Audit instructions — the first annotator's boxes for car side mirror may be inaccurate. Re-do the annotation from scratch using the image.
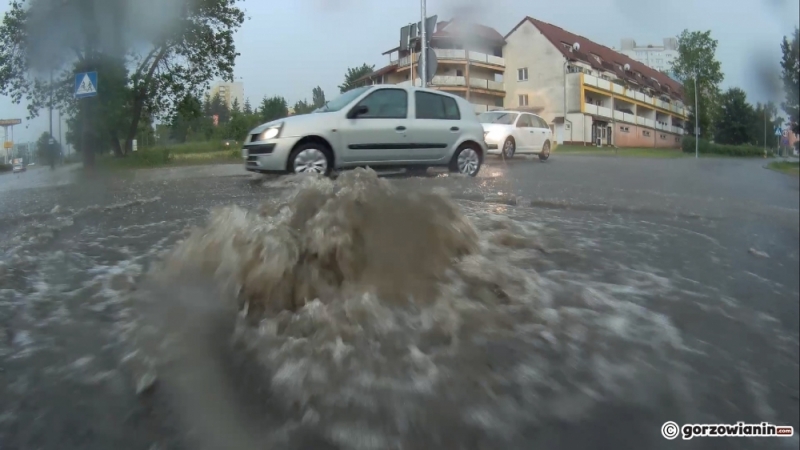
[348,104,369,119]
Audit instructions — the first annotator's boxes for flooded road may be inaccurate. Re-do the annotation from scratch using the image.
[0,156,798,449]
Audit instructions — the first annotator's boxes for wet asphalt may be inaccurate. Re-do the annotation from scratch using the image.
[0,154,798,449]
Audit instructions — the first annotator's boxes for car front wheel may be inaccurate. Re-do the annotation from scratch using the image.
[450,143,482,177]
[288,143,333,176]
[539,141,551,161]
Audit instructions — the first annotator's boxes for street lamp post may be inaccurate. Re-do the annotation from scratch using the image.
[694,75,698,159]
[420,0,427,88]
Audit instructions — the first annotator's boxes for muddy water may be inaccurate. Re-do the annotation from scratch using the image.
[0,169,797,450]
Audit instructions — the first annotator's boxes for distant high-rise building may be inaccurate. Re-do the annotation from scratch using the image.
[618,38,678,74]
[208,81,244,110]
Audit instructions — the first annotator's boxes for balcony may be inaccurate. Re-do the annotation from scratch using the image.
[426,75,504,92]
[581,73,687,118]
[394,49,504,68]
[584,103,613,119]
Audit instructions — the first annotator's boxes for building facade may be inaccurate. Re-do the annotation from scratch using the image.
[355,16,688,148]
[618,38,678,74]
[208,81,244,111]
[504,18,687,148]
[356,20,506,114]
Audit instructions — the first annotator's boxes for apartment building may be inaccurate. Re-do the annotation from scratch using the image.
[355,19,506,114]
[504,17,688,148]
[208,81,244,111]
[618,38,678,74]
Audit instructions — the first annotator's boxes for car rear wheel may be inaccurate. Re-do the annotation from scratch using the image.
[450,143,482,177]
[288,143,333,176]
[502,137,516,159]
[539,141,551,161]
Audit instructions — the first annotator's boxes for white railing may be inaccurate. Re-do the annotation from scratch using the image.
[614,110,624,120]
[643,94,653,105]
[469,78,487,89]
[434,49,466,60]
[597,106,612,118]
[429,49,504,67]
[657,99,670,110]
[431,75,465,86]
[623,112,636,123]
[584,103,598,115]
[635,92,645,102]
[487,80,504,91]
[612,84,625,94]
[672,126,683,134]
[583,74,599,87]
[637,116,646,126]
[597,78,611,91]
[644,118,655,128]
[487,55,505,66]
[625,90,636,100]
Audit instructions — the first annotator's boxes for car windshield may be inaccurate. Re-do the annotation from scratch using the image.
[478,112,518,125]
[314,86,371,113]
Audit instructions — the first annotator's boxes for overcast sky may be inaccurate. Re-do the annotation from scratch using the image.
[1,0,798,143]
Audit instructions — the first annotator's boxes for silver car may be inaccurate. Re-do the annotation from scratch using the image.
[243,85,487,177]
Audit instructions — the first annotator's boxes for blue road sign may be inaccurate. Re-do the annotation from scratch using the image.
[774,126,782,137]
[74,72,98,99]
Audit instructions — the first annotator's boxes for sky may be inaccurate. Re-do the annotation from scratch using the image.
[1,0,798,144]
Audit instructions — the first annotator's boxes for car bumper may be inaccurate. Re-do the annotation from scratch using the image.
[484,137,502,154]
[242,137,298,172]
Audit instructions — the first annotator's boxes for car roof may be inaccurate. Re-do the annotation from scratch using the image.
[368,84,463,100]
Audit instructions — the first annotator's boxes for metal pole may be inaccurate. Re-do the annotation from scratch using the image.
[420,0,427,88]
[49,71,53,138]
[694,75,698,159]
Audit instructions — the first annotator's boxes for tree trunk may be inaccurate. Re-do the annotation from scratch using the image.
[111,131,125,157]
[125,92,146,154]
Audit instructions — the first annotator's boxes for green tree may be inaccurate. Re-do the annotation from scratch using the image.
[0,0,245,165]
[259,96,288,123]
[231,97,241,114]
[670,30,724,138]
[292,99,315,115]
[243,98,253,115]
[715,87,754,146]
[35,131,60,166]
[339,64,374,93]
[312,86,326,109]
[170,93,205,142]
[750,102,783,147]
[780,27,799,135]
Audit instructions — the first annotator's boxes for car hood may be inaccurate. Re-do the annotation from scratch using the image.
[482,123,512,134]
[249,112,327,135]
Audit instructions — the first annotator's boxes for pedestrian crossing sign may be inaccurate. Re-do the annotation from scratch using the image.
[74,72,98,99]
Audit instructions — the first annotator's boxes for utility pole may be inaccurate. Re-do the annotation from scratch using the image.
[49,71,53,139]
[694,75,698,159]
[420,0,427,88]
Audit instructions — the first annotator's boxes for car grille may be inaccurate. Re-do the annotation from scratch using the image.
[244,143,276,155]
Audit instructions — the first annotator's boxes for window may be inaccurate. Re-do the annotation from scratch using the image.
[660,134,667,139]
[456,69,464,77]
[319,86,371,112]
[415,91,460,120]
[353,88,407,118]
[643,130,651,137]
[516,114,532,128]
[531,115,548,128]
[518,94,529,106]
[517,68,528,81]
[494,97,504,107]
[620,126,630,133]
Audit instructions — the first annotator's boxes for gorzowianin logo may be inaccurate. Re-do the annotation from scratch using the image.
[662,421,795,440]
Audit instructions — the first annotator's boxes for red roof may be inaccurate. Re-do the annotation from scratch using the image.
[433,19,505,44]
[383,19,504,55]
[355,63,398,83]
[507,17,683,99]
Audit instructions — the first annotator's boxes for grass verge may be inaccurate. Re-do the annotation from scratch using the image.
[766,161,800,176]
[95,147,241,170]
[554,145,687,158]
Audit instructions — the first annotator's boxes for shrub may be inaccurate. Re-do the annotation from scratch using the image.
[681,137,771,157]
[0,163,11,173]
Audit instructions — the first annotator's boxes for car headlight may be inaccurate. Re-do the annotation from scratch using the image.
[260,123,283,140]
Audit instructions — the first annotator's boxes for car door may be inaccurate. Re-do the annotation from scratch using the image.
[514,113,535,152]
[340,88,411,164]
[410,91,462,161]
[531,115,550,151]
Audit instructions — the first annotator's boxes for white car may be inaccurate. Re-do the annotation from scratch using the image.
[243,85,487,177]
[12,164,25,173]
[479,110,553,161]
